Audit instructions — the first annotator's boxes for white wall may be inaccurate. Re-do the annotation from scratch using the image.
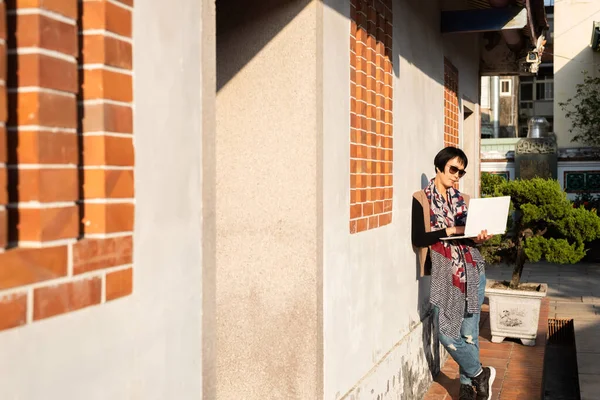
[444,27,482,199]
[322,0,480,398]
[0,1,211,398]
[554,0,600,148]
[215,1,322,398]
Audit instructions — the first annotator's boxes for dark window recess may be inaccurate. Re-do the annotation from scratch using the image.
[521,84,533,101]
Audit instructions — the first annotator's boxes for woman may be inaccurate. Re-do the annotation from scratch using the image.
[411,147,495,400]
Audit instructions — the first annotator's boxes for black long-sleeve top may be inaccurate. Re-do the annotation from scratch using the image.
[411,197,448,247]
[411,197,476,250]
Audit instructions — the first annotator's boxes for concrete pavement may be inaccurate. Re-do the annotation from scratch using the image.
[486,262,600,400]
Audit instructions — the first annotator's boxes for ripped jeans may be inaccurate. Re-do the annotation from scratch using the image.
[433,272,486,385]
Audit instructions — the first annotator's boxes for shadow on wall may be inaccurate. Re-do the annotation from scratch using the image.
[217,0,311,91]
[6,10,20,247]
[217,0,447,91]
[415,172,443,379]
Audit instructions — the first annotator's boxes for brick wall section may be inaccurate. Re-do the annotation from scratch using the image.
[6,0,79,244]
[0,0,6,249]
[349,0,393,234]
[444,57,459,148]
[77,0,133,297]
[0,0,133,332]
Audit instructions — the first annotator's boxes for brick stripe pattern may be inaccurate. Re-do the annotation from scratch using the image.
[0,0,134,332]
[80,0,133,237]
[0,0,6,249]
[349,0,393,234]
[78,0,134,301]
[443,58,459,148]
[6,0,79,244]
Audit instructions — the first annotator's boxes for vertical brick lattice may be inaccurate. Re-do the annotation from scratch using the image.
[77,0,134,299]
[0,0,134,332]
[7,0,79,245]
[444,58,459,148]
[349,0,393,234]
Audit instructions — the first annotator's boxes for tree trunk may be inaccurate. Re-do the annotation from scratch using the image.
[509,244,525,289]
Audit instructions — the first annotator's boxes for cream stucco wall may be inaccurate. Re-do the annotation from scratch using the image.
[0,1,214,398]
[322,0,481,398]
[554,0,600,148]
[444,29,482,198]
[215,1,322,398]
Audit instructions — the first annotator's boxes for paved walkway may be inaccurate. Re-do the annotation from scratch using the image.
[424,298,549,400]
[504,262,600,400]
[424,261,600,400]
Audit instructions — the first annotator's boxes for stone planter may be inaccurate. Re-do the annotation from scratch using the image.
[485,280,548,346]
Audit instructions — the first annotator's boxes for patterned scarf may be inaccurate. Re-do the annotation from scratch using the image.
[425,179,485,339]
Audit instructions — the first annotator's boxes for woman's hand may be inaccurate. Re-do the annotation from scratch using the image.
[473,229,492,244]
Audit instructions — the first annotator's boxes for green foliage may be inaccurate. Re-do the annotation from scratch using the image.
[523,237,586,264]
[478,234,510,265]
[559,69,600,147]
[573,192,600,214]
[481,173,507,197]
[479,177,600,287]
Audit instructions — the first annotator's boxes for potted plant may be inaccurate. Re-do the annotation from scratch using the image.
[480,175,600,345]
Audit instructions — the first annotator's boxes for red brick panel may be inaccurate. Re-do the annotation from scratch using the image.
[0,245,68,290]
[33,276,101,320]
[349,0,393,234]
[80,0,134,238]
[6,0,78,19]
[73,235,132,275]
[7,0,79,244]
[444,58,459,148]
[0,291,26,330]
[13,205,79,242]
[105,266,132,301]
[0,0,134,333]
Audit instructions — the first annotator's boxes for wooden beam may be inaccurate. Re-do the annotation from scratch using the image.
[441,7,528,34]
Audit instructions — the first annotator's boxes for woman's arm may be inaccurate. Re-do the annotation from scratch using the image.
[411,197,453,247]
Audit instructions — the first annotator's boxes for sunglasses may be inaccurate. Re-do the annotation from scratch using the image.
[447,165,467,178]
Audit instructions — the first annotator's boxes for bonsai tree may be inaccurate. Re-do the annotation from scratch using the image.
[480,176,600,289]
[559,69,600,147]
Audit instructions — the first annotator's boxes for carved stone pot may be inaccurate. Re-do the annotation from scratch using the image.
[485,280,548,346]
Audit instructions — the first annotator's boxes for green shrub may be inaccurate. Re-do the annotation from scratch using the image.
[479,178,600,288]
[481,172,507,197]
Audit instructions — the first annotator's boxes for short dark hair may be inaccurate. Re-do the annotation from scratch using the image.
[434,147,468,173]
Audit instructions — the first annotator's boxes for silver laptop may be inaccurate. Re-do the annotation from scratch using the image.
[441,196,511,240]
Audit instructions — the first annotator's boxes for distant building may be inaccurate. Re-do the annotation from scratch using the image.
[480,75,520,138]
[519,4,554,137]
[481,0,600,197]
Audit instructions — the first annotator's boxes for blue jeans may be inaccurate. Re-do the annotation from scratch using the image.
[433,272,486,385]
